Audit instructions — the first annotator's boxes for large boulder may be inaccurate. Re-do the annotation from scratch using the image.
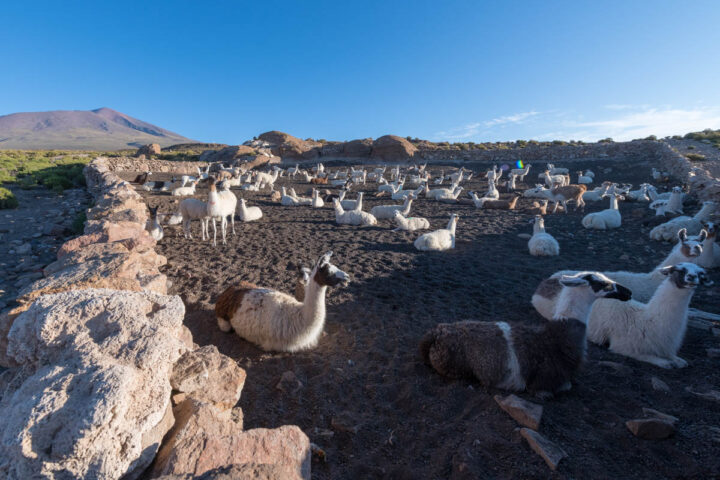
[343,138,374,158]
[170,345,246,410]
[136,144,162,157]
[17,242,167,307]
[258,131,319,159]
[0,289,188,480]
[151,399,310,479]
[371,135,417,161]
[199,145,257,164]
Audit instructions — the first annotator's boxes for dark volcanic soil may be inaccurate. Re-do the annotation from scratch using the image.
[128,159,720,480]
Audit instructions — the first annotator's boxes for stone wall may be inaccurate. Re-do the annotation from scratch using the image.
[0,157,311,480]
[656,142,720,203]
[102,156,205,175]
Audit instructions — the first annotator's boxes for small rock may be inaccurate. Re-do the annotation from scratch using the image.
[707,348,720,359]
[650,376,670,393]
[598,361,632,375]
[642,408,678,424]
[517,233,532,239]
[494,394,543,430]
[626,418,675,439]
[686,387,720,402]
[619,254,630,261]
[276,371,303,394]
[15,243,32,254]
[520,428,566,470]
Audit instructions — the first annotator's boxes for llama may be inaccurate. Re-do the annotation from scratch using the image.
[238,198,263,222]
[581,193,623,230]
[311,189,324,208]
[626,184,650,202]
[472,192,521,210]
[180,198,209,240]
[392,210,430,232]
[694,222,719,269]
[172,179,198,196]
[216,251,350,352]
[255,170,279,190]
[340,192,363,211]
[420,272,631,395]
[588,263,713,368]
[391,185,423,201]
[281,187,302,206]
[649,201,716,241]
[511,164,531,182]
[426,182,459,200]
[146,205,163,241]
[288,164,301,178]
[532,229,704,319]
[577,171,593,184]
[546,163,569,175]
[528,215,559,256]
[294,266,312,302]
[582,182,612,202]
[133,171,151,184]
[414,214,458,251]
[333,199,377,226]
[370,194,414,220]
[543,170,569,188]
[207,180,237,246]
[434,186,464,202]
[649,186,684,216]
[524,184,587,213]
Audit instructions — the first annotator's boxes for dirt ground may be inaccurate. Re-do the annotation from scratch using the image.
[127,159,720,480]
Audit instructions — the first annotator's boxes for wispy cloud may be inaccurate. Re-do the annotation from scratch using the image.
[435,111,539,140]
[434,106,720,143]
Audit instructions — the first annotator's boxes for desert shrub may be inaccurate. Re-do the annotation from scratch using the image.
[598,137,614,143]
[71,211,87,234]
[552,140,567,145]
[687,145,695,149]
[0,187,18,209]
[644,135,658,141]
[0,151,91,192]
[685,153,706,161]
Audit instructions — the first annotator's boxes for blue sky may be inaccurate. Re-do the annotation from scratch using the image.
[2,0,720,144]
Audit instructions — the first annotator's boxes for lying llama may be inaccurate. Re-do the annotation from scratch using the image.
[238,198,262,222]
[414,214,458,251]
[172,179,198,196]
[371,194,415,220]
[582,182,612,202]
[649,186,684,216]
[133,171,151,184]
[392,210,430,232]
[588,263,712,368]
[532,228,704,319]
[577,171,593,184]
[649,201,715,241]
[471,192,521,210]
[146,206,163,241]
[528,215,559,256]
[581,193,623,230]
[420,272,631,395]
[216,251,350,352]
[340,191,363,211]
[333,199,377,226]
[524,184,587,213]
[311,189,324,208]
[434,186,464,202]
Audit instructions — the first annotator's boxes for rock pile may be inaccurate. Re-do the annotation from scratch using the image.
[0,157,310,479]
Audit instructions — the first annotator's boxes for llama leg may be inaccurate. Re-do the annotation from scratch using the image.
[562,200,568,213]
[671,356,688,368]
[552,201,559,213]
[625,353,674,369]
[222,217,227,245]
[688,308,720,321]
[212,218,217,246]
[231,214,236,235]
[217,317,232,332]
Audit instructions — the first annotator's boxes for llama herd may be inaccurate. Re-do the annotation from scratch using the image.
[135,159,718,399]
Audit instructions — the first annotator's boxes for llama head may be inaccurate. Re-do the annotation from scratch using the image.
[660,263,713,289]
[148,205,159,217]
[559,272,632,302]
[312,251,350,288]
[678,228,703,257]
[672,186,683,194]
[701,222,717,238]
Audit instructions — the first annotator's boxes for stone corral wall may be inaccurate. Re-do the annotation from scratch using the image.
[0,157,311,480]
[102,156,205,175]
[656,142,720,202]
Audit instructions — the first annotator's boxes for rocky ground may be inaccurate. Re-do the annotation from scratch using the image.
[667,138,720,179]
[0,186,90,312]
[128,158,720,480]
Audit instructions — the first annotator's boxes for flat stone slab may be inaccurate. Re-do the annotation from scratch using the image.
[520,428,566,471]
[494,394,543,430]
[626,418,676,440]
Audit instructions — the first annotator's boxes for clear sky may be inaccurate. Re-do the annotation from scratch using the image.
[2,0,720,144]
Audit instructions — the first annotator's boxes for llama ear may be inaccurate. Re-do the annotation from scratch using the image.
[659,266,674,276]
[317,251,333,267]
[700,273,714,286]
[678,228,688,242]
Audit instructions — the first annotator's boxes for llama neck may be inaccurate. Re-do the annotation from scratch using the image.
[658,246,694,269]
[552,288,595,322]
[644,279,694,340]
[694,204,715,221]
[402,199,413,214]
[697,236,715,265]
[609,196,619,210]
[447,218,457,235]
[533,221,545,235]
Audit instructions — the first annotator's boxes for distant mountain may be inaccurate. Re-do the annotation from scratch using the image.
[0,107,195,150]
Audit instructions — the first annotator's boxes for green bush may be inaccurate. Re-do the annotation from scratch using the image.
[687,145,695,150]
[0,187,18,209]
[0,151,91,192]
[685,153,706,161]
[71,211,86,234]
